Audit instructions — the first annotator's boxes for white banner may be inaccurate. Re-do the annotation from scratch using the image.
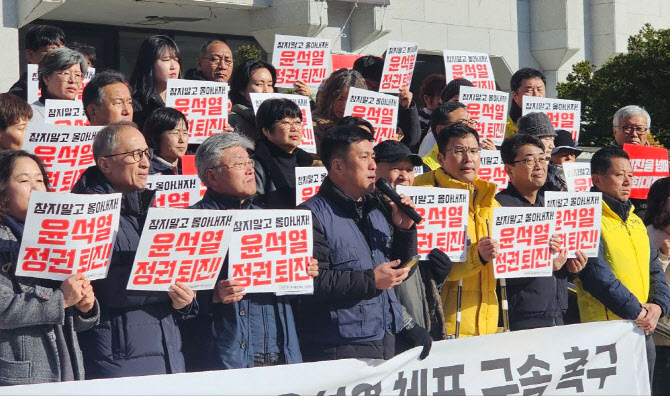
[458,86,508,146]
[443,50,495,90]
[344,87,399,143]
[478,149,508,192]
[522,96,582,144]
[249,92,317,154]
[127,208,233,291]
[295,166,327,205]
[228,210,313,294]
[146,174,204,208]
[16,191,121,281]
[397,186,468,261]
[379,41,418,93]
[272,34,330,89]
[563,162,593,192]
[0,321,649,395]
[45,99,89,126]
[544,191,602,258]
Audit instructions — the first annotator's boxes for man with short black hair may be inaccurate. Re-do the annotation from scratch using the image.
[420,101,476,169]
[83,70,133,126]
[185,40,234,83]
[68,41,96,68]
[497,134,586,330]
[506,68,546,138]
[577,145,670,381]
[8,24,65,101]
[297,126,431,361]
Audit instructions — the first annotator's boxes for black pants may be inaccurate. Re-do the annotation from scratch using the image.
[652,345,670,395]
[648,335,656,386]
[301,333,395,362]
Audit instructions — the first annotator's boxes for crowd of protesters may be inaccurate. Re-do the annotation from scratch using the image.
[0,24,669,395]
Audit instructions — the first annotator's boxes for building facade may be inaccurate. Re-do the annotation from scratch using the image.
[1,0,670,97]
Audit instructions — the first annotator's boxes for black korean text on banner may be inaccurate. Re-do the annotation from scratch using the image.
[127,208,233,291]
[165,79,230,144]
[146,175,203,208]
[6,321,647,395]
[28,66,95,105]
[623,143,670,200]
[396,186,469,261]
[478,150,508,192]
[379,41,418,93]
[343,87,399,143]
[522,96,582,144]
[295,166,327,205]
[45,99,90,126]
[563,162,593,192]
[458,86,508,146]
[272,34,330,89]
[545,191,602,258]
[15,191,121,281]
[442,50,495,90]
[228,210,313,294]
[22,123,102,192]
[249,92,317,154]
[492,206,556,278]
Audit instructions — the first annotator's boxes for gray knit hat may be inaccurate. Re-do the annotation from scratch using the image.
[517,112,557,137]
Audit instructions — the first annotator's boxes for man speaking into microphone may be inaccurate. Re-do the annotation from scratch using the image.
[296,126,432,362]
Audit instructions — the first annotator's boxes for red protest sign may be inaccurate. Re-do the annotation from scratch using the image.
[272,35,331,89]
[332,54,361,70]
[492,207,555,278]
[181,155,197,175]
[165,79,229,144]
[228,210,313,294]
[397,186,469,261]
[23,124,102,192]
[545,192,602,258]
[623,144,670,199]
[127,208,234,291]
[16,191,121,281]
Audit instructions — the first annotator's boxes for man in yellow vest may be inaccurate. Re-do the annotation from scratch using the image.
[414,123,500,337]
[576,145,670,381]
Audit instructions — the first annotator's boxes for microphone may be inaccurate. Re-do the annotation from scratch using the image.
[375,178,423,224]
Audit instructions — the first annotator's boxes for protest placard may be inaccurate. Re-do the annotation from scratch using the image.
[295,166,327,205]
[146,175,203,208]
[165,79,229,144]
[562,162,593,192]
[249,92,317,153]
[228,210,313,294]
[492,206,555,278]
[478,149,508,192]
[545,191,602,258]
[458,86,508,145]
[22,123,102,192]
[413,165,424,176]
[442,50,495,90]
[45,99,89,126]
[15,191,121,281]
[521,96,582,143]
[379,41,418,93]
[127,208,233,291]
[272,34,330,89]
[624,143,670,199]
[27,66,94,105]
[344,87,399,143]
[396,186,468,261]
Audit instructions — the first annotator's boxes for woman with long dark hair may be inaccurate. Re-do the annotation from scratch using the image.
[130,35,181,129]
[143,107,189,175]
[0,150,98,385]
[644,177,670,395]
[228,59,277,141]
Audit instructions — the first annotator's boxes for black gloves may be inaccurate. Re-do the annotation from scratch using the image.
[428,248,453,284]
[399,322,432,360]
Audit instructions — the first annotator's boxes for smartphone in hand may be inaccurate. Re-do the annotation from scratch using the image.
[394,254,421,270]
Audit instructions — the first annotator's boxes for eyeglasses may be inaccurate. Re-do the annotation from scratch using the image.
[102,148,153,163]
[211,159,254,171]
[457,119,478,127]
[274,120,303,130]
[206,56,233,67]
[166,129,189,138]
[54,71,83,81]
[617,125,648,135]
[447,146,481,158]
[513,156,550,168]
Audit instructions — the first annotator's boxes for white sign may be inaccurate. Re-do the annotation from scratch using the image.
[443,50,495,90]
[146,174,203,208]
[522,96,582,144]
[295,166,327,205]
[478,149,508,192]
[272,34,331,89]
[544,191,602,258]
[344,87,399,143]
[458,86,508,146]
[563,162,593,192]
[45,99,89,126]
[379,41,418,93]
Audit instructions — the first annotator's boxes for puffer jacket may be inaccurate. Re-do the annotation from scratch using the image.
[0,216,99,386]
[413,168,500,337]
[72,166,197,379]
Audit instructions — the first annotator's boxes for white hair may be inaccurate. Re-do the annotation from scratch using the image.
[613,105,651,129]
[195,133,254,186]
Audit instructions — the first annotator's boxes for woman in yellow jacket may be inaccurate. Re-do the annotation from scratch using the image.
[414,123,500,337]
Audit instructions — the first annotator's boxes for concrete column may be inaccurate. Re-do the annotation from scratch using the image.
[0,0,19,92]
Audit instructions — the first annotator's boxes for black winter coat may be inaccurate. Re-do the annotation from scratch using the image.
[72,166,197,379]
